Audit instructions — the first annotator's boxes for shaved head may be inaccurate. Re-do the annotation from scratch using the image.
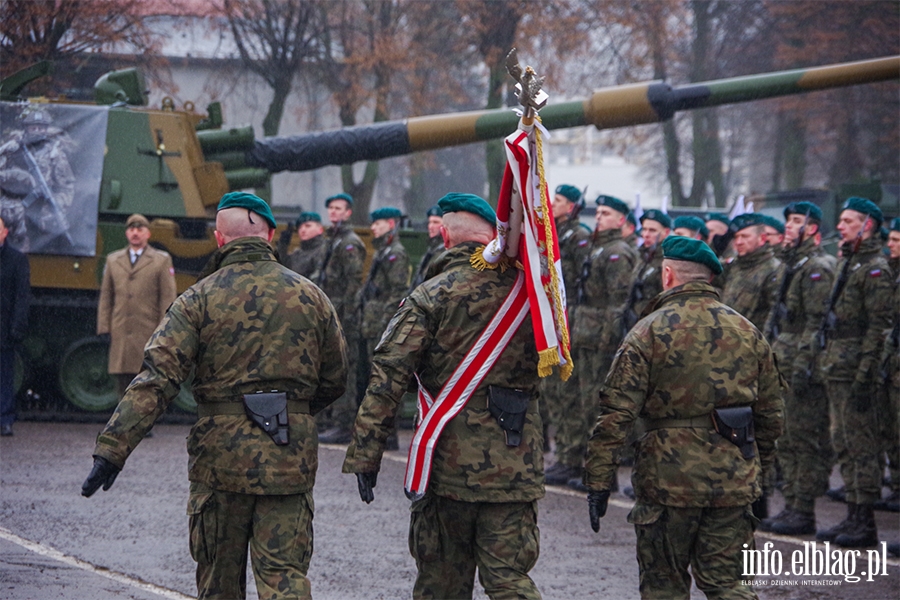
[215,207,274,247]
[441,212,495,248]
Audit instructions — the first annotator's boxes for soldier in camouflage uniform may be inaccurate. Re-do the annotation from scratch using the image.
[878,219,900,511]
[816,198,894,548]
[672,215,708,241]
[758,202,836,535]
[542,185,590,464]
[762,215,787,260]
[343,193,544,600]
[277,211,326,281]
[722,213,782,331]
[585,236,784,600]
[0,167,34,252]
[626,209,670,324]
[622,211,640,248]
[82,192,348,600]
[317,193,367,443]
[706,213,735,259]
[547,195,637,488]
[410,205,445,291]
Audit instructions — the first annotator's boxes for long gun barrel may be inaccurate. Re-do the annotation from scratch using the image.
[242,56,899,173]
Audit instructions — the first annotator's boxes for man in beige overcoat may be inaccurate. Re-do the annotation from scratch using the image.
[97,213,177,398]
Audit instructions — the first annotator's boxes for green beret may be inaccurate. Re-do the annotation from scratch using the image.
[783,201,823,224]
[891,217,900,233]
[555,184,582,204]
[626,212,637,227]
[760,215,785,234]
[842,196,883,226]
[325,192,353,207]
[426,205,443,218]
[662,236,723,275]
[673,215,709,237]
[706,213,731,226]
[595,194,630,216]
[640,209,671,229]
[370,207,403,222]
[295,211,321,226]
[217,191,276,229]
[437,192,496,226]
[729,213,767,233]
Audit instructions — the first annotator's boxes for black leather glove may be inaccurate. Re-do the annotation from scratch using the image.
[356,472,378,504]
[850,380,873,412]
[278,228,293,246]
[790,369,810,398]
[82,456,121,497]
[588,490,610,533]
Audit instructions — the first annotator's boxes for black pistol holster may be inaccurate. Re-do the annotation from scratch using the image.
[487,386,529,447]
[712,406,755,459]
[243,391,289,445]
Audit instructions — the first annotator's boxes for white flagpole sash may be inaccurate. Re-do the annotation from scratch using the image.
[404,271,530,500]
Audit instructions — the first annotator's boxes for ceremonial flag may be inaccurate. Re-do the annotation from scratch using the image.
[480,119,572,381]
[660,194,670,215]
[729,195,746,219]
[633,192,644,222]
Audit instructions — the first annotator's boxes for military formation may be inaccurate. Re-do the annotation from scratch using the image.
[77,181,900,600]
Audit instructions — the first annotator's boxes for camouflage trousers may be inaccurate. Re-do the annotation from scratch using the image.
[827,379,882,504]
[777,382,833,512]
[408,493,541,600]
[188,482,314,600]
[629,502,758,600]
[877,361,900,492]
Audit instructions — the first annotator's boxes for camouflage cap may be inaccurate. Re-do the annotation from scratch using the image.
[295,211,321,226]
[783,201,823,224]
[706,212,731,226]
[673,215,709,237]
[640,209,671,229]
[892,217,900,232]
[370,207,403,222]
[426,204,443,218]
[595,194,630,216]
[729,213,767,233]
[217,191,277,229]
[325,192,354,208]
[555,184,582,204]
[662,236,723,275]
[760,214,785,234]
[0,168,34,197]
[438,192,496,226]
[842,196,883,226]
[125,213,150,229]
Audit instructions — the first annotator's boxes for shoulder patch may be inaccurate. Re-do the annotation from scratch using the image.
[609,254,620,262]
[578,239,588,247]
[869,269,882,278]
[809,272,821,281]
[345,244,356,251]
[388,254,397,262]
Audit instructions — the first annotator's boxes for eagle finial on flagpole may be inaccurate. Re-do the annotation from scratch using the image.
[506,48,548,125]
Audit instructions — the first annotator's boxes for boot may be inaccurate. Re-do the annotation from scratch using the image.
[826,486,846,503]
[835,504,878,548]
[816,503,858,542]
[875,490,900,512]
[768,508,816,536]
[759,507,793,532]
[544,463,582,486]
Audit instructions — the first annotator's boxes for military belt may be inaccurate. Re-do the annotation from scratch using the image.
[197,399,310,417]
[645,415,712,430]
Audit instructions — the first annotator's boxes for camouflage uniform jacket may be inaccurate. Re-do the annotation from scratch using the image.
[821,237,893,384]
[722,244,781,331]
[410,234,445,292]
[320,223,366,326]
[571,228,637,349]
[631,242,665,318]
[92,237,349,495]
[343,241,544,503]
[360,232,410,340]
[584,281,784,507]
[556,215,591,306]
[765,238,836,379]
[285,234,327,281]
[623,232,640,249]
